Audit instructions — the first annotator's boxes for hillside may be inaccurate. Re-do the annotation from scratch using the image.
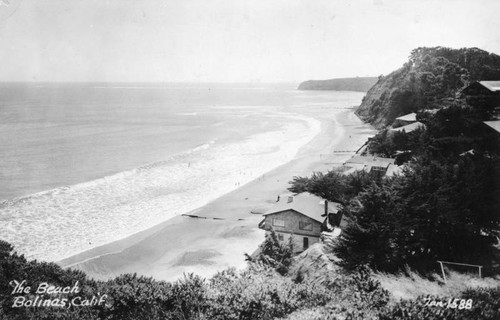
[3,236,499,320]
[297,77,378,92]
[356,47,500,128]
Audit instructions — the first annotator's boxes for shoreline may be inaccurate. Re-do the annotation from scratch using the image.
[3,109,321,263]
[59,109,376,282]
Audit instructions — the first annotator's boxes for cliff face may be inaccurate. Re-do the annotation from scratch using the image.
[298,77,378,92]
[356,47,500,129]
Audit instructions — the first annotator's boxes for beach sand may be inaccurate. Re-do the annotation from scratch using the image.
[59,109,375,282]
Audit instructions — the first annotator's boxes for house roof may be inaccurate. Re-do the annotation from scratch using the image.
[390,121,425,133]
[263,192,340,223]
[484,120,500,133]
[479,81,500,92]
[345,155,395,168]
[395,113,417,122]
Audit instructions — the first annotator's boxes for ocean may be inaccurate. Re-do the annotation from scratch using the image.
[0,82,364,261]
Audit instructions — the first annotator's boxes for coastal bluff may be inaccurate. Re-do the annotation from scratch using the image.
[298,77,377,92]
[356,47,500,129]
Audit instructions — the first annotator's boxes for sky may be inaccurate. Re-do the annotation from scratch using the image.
[0,0,499,83]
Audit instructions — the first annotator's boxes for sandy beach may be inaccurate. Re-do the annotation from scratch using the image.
[59,109,376,282]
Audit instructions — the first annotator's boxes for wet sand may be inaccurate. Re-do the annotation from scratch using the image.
[59,109,375,282]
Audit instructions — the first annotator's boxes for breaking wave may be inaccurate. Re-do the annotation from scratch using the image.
[0,115,320,262]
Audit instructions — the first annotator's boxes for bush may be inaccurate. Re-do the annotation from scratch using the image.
[246,229,294,275]
[206,264,341,320]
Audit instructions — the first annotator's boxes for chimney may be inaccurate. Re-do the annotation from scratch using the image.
[324,200,328,216]
[287,196,294,203]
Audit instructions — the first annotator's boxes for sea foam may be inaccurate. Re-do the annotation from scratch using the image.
[0,113,320,262]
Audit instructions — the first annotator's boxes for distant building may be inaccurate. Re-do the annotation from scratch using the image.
[392,112,417,127]
[343,155,397,177]
[484,120,500,134]
[390,112,426,134]
[463,81,500,95]
[258,192,343,253]
[389,121,426,134]
[463,81,500,113]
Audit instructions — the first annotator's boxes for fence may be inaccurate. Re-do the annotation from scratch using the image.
[437,260,483,282]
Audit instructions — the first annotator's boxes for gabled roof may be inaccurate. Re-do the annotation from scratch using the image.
[390,121,425,133]
[264,192,340,223]
[484,120,500,133]
[345,155,395,168]
[395,113,417,122]
[479,81,500,92]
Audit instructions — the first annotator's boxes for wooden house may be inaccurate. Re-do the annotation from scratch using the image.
[463,81,500,112]
[343,155,397,178]
[390,112,426,134]
[258,192,342,253]
[463,81,500,96]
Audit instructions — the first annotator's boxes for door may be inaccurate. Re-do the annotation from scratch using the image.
[303,237,309,250]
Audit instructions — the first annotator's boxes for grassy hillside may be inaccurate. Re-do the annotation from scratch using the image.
[298,77,378,92]
[356,47,500,128]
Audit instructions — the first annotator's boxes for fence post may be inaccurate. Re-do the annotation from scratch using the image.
[438,261,446,282]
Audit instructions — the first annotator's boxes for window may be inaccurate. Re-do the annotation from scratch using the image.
[277,233,284,241]
[303,237,309,250]
[299,221,313,231]
[272,218,285,227]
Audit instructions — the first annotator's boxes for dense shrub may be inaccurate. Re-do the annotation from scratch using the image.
[101,274,175,320]
[335,154,500,274]
[288,169,374,204]
[206,266,331,320]
[245,229,294,275]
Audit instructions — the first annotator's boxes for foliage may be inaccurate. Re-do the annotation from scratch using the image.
[206,266,332,320]
[245,229,294,275]
[101,273,175,320]
[367,128,424,162]
[3,45,500,318]
[366,102,500,161]
[350,81,500,274]
[288,169,374,204]
[409,47,500,81]
[357,46,500,129]
[1,238,392,320]
[373,269,500,301]
[284,266,391,320]
[290,100,500,275]
[2,237,499,320]
[335,154,500,274]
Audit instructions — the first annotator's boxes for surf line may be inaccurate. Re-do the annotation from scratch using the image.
[181,214,245,221]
